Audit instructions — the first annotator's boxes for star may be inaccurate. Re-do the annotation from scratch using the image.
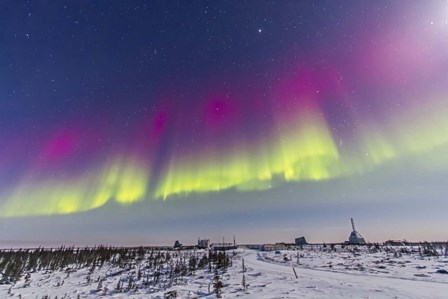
[258,28,262,33]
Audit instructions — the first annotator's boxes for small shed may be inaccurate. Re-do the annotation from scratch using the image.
[197,238,210,249]
[261,243,288,251]
[295,236,307,245]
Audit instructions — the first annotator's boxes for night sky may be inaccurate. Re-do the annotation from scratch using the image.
[1,1,448,246]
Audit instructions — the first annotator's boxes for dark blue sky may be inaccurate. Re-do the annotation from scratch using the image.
[1,1,448,246]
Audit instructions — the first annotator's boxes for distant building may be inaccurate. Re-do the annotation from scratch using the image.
[261,243,288,251]
[348,218,366,245]
[210,243,237,251]
[295,237,307,245]
[197,238,210,249]
[242,244,263,250]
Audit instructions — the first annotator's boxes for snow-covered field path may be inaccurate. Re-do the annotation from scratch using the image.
[240,250,448,298]
[2,248,447,298]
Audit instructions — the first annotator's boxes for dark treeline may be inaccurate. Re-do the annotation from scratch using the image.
[0,245,232,294]
[0,246,134,284]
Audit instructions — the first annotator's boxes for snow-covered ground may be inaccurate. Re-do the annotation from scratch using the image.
[1,246,447,298]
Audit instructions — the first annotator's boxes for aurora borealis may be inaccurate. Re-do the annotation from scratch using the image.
[1,1,448,245]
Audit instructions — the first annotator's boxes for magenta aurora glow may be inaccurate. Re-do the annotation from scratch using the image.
[1,1,448,245]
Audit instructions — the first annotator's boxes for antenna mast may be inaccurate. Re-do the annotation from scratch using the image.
[351,218,356,232]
